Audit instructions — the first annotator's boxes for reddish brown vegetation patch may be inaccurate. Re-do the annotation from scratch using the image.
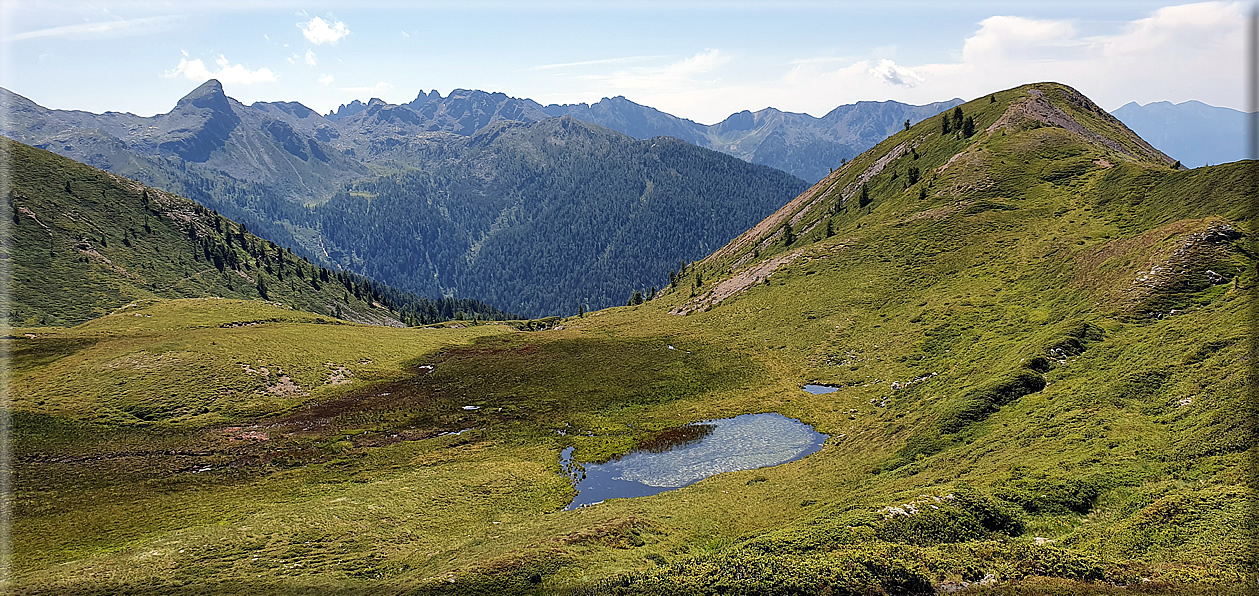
[549,516,660,548]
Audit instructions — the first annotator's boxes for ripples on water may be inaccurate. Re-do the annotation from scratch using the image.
[561,412,827,509]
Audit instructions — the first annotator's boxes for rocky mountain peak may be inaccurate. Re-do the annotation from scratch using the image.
[175,79,231,112]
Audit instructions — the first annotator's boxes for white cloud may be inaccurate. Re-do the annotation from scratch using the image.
[318,74,335,85]
[299,16,349,45]
[868,59,924,87]
[577,49,732,93]
[9,15,181,41]
[961,16,1084,64]
[305,49,317,67]
[165,52,276,85]
[533,55,666,71]
[594,1,1246,122]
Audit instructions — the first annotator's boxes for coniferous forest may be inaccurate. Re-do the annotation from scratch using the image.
[315,119,807,316]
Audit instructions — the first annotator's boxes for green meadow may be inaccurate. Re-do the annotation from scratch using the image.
[7,83,1256,594]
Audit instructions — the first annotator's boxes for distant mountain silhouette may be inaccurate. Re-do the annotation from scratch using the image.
[1111,100,1249,168]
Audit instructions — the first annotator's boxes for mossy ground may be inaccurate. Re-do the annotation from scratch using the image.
[7,83,1256,593]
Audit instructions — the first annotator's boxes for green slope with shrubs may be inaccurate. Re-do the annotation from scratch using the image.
[7,82,1255,594]
[3,137,514,327]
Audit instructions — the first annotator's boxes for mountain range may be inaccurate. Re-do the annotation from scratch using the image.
[1,82,1245,318]
[10,81,1252,594]
[1,81,813,317]
[1110,100,1249,168]
[327,89,964,182]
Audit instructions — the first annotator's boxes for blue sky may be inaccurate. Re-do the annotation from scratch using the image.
[1,1,1249,124]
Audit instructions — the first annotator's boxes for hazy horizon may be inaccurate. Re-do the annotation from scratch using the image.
[1,1,1247,125]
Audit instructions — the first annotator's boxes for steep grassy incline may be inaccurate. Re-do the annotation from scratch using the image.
[591,81,1255,592]
[3,138,513,326]
[8,82,1255,595]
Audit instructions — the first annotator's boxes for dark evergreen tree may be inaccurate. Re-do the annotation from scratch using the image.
[951,107,964,132]
[941,114,951,134]
[962,115,976,138]
[782,222,795,246]
[858,184,872,208]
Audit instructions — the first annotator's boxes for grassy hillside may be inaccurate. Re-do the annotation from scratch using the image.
[7,83,1255,594]
[3,137,513,327]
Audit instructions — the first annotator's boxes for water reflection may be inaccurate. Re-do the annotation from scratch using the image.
[802,384,839,394]
[561,413,827,509]
[637,423,715,453]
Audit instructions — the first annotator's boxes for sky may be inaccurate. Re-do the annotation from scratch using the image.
[0,1,1250,125]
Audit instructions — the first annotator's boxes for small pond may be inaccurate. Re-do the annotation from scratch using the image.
[802,384,840,394]
[561,412,827,510]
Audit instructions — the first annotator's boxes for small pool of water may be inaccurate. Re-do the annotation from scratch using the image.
[802,384,839,394]
[560,412,827,510]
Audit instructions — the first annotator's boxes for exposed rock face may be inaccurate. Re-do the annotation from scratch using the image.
[1,79,365,202]
[670,250,804,316]
[155,80,241,162]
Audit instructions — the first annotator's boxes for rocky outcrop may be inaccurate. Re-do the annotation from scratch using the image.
[155,80,241,162]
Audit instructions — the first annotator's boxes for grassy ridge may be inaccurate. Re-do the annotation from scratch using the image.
[8,82,1257,593]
